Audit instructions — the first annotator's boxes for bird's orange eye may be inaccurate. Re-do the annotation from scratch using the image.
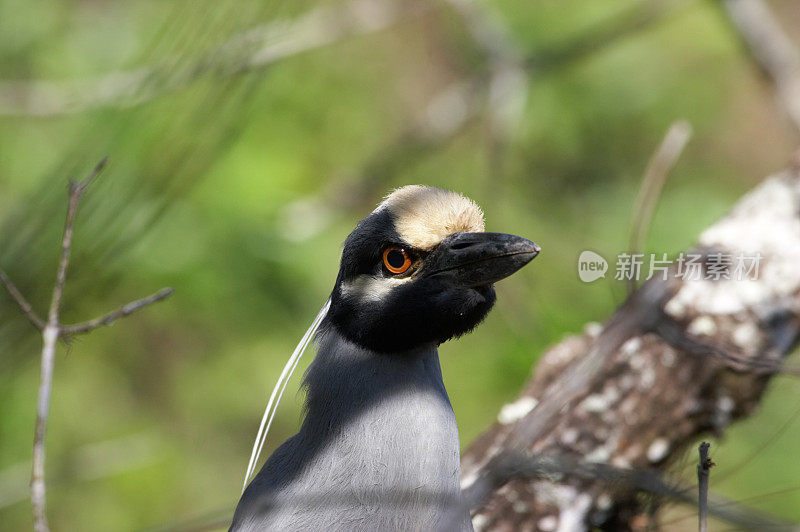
[383,246,412,274]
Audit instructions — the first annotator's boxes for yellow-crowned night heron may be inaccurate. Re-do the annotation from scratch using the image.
[231,186,539,531]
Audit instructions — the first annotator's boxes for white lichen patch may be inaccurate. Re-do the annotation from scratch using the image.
[732,321,760,351]
[545,338,586,367]
[501,485,519,502]
[620,396,639,425]
[647,438,670,463]
[594,427,611,441]
[714,395,736,428]
[601,409,618,425]
[585,446,611,464]
[535,484,591,531]
[688,315,717,336]
[538,516,558,531]
[622,443,643,463]
[612,455,632,469]
[584,322,603,337]
[513,500,529,513]
[664,297,686,319]
[460,435,504,492]
[639,366,656,389]
[629,353,647,371]
[668,174,800,316]
[597,493,613,511]
[660,348,677,367]
[498,396,538,424]
[560,428,579,446]
[619,374,636,391]
[717,395,735,414]
[557,492,593,532]
[472,513,489,531]
[460,470,479,490]
[581,394,609,413]
[581,386,620,413]
[622,337,642,356]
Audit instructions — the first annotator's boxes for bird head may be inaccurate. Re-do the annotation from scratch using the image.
[326,185,539,352]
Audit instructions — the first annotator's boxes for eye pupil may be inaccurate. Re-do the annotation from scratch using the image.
[383,247,412,274]
[387,249,406,269]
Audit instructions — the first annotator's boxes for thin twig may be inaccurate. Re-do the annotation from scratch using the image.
[60,288,174,336]
[28,157,173,532]
[0,268,45,330]
[75,156,108,193]
[31,160,105,532]
[45,158,108,326]
[697,442,713,532]
[31,323,57,532]
[628,120,692,293]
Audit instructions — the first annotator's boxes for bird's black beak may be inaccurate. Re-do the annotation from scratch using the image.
[420,232,540,287]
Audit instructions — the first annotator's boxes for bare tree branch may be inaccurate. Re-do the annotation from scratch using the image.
[14,157,173,532]
[60,288,174,336]
[0,268,45,331]
[698,442,713,532]
[46,158,108,326]
[719,0,800,135]
[30,158,108,532]
[453,450,788,531]
[462,167,800,529]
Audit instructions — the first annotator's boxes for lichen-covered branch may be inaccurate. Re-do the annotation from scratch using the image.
[462,167,800,530]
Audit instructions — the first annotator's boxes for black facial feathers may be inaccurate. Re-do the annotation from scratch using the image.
[325,207,497,353]
[335,209,400,282]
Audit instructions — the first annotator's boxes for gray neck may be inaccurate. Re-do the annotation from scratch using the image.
[302,327,452,436]
[232,327,471,531]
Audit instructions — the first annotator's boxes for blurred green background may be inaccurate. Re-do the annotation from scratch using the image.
[1,0,799,530]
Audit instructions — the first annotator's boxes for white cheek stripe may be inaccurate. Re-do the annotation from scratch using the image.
[341,274,413,302]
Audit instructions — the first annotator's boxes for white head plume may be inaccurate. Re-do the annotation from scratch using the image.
[242,298,331,491]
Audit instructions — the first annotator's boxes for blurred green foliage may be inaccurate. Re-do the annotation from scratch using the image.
[1,0,799,530]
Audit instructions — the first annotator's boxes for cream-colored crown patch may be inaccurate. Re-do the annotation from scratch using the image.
[379,185,485,250]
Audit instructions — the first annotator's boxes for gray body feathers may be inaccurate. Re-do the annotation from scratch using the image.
[231,327,472,531]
